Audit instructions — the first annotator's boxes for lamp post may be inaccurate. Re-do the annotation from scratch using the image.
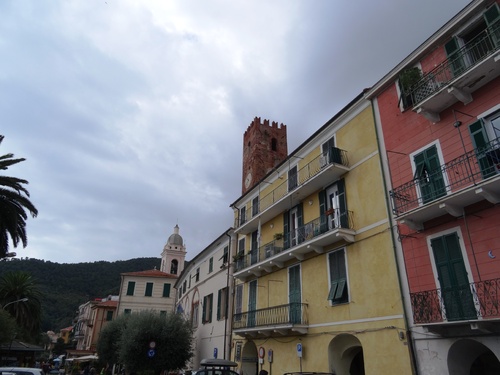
[2,298,28,309]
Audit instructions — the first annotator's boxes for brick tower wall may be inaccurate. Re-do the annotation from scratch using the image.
[242,117,288,194]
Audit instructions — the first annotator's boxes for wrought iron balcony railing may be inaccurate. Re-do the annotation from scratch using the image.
[235,147,349,227]
[407,19,500,107]
[391,137,500,216]
[410,277,500,324]
[233,209,354,272]
[233,302,308,330]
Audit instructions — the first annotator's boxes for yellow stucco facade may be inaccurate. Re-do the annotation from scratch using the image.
[230,98,414,375]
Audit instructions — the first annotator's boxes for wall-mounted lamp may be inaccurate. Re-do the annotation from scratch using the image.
[308,200,313,206]
[270,223,274,229]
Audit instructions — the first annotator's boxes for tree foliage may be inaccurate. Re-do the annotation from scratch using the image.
[0,271,43,339]
[0,308,17,344]
[0,135,38,259]
[0,257,161,331]
[98,310,193,374]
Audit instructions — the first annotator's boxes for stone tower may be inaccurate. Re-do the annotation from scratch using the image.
[160,224,186,275]
[242,117,288,194]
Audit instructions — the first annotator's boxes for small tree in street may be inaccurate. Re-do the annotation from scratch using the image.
[97,310,193,374]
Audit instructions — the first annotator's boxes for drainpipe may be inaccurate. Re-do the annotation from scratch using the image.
[225,230,236,360]
[370,97,419,375]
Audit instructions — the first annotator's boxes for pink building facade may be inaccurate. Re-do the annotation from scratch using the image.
[369,1,500,374]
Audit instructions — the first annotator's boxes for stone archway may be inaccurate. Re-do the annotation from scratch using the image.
[328,334,365,375]
[241,341,258,375]
[448,339,500,375]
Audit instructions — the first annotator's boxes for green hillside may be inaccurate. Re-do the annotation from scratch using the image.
[0,257,161,331]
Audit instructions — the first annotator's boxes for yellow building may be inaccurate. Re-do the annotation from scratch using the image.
[229,94,414,375]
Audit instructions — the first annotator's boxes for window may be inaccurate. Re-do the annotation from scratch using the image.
[124,309,131,315]
[192,302,199,328]
[163,283,171,298]
[412,144,446,204]
[250,231,258,264]
[126,281,135,296]
[222,246,229,264]
[195,268,200,282]
[319,179,348,233]
[217,287,228,320]
[183,280,187,293]
[252,196,259,217]
[469,110,500,178]
[322,136,341,164]
[209,257,213,273]
[106,311,113,321]
[271,138,277,151]
[283,204,303,250]
[234,284,243,321]
[445,4,499,77]
[145,282,153,297]
[328,249,348,305]
[397,67,422,110]
[288,165,298,191]
[240,206,246,226]
[202,294,213,323]
[171,259,178,275]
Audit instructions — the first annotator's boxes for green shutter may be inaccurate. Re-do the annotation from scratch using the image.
[319,190,327,234]
[297,204,304,244]
[163,283,171,298]
[414,145,446,203]
[431,233,475,321]
[126,281,135,296]
[337,179,348,228]
[145,282,153,297]
[283,211,290,249]
[484,2,500,49]
[202,296,207,323]
[328,250,348,304]
[445,37,465,76]
[469,120,495,178]
[217,289,221,320]
[288,265,302,324]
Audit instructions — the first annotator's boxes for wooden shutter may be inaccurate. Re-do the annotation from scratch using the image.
[445,37,465,76]
[297,203,304,244]
[337,179,348,228]
[283,211,290,249]
[319,190,327,234]
[217,289,222,320]
[469,119,495,178]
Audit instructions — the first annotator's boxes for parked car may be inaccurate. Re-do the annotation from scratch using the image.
[194,359,239,375]
[0,368,44,375]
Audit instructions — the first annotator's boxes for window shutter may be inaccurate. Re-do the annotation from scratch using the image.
[297,203,304,244]
[444,37,465,76]
[337,179,348,228]
[469,119,495,178]
[163,283,171,298]
[209,294,213,323]
[283,211,290,249]
[484,3,500,26]
[202,296,207,323]
[319,190,327,233]
[217,289,221,320]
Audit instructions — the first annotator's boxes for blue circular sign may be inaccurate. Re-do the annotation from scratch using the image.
[148,349,156,358]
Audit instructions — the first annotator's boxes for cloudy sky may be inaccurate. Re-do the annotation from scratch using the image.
[1,0,471,264]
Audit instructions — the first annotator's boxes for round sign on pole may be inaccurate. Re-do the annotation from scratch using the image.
[148,349,156,358]
[149,341,156,349]
[296,343,302,358]
[258,347,265,359]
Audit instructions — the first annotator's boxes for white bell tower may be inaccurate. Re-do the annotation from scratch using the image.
[160,224,186,275]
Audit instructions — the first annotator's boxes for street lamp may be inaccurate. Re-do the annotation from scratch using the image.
[2,298,28,309]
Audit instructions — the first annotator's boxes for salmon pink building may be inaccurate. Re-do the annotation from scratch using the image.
[368,0,500,373]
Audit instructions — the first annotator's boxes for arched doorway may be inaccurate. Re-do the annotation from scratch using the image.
[328,334,365,375]
[448,339,500,375]
[241,341,258,375]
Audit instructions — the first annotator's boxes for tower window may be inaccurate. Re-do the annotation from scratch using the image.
[171,259,178,274]
[271,138,277,151]
[248,141,251,147]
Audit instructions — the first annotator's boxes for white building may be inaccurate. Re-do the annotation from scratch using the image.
[116,225,186,315]
[175,228,236,370]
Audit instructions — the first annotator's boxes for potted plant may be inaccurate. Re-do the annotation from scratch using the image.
[273,233,283,241]
[399,67,422,93]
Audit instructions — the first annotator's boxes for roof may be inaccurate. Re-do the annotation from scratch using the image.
[93,300,118,308]
[0,340,44,352]
[121,269,178,278]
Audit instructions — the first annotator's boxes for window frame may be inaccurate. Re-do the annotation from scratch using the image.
[202,293,213,324]
[163,283,171,298]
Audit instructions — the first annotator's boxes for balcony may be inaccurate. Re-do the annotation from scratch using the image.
[232,303,308,338]
[235,148,349,234]
[234,210,355,280]
[390,138,500,230]
[409,19,500,122]
[410,277,500,336]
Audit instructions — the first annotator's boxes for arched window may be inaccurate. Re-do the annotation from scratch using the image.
[171,259,179,274]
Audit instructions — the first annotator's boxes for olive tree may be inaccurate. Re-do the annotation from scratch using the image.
[98,310,193,374]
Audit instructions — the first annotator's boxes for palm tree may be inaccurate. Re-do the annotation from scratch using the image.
[0,271,42,339]
[0,135,38,258]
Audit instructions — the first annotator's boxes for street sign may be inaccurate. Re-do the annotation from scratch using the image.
[214,348,218,359]
[148,349,156,358]
[296,343,302,358]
